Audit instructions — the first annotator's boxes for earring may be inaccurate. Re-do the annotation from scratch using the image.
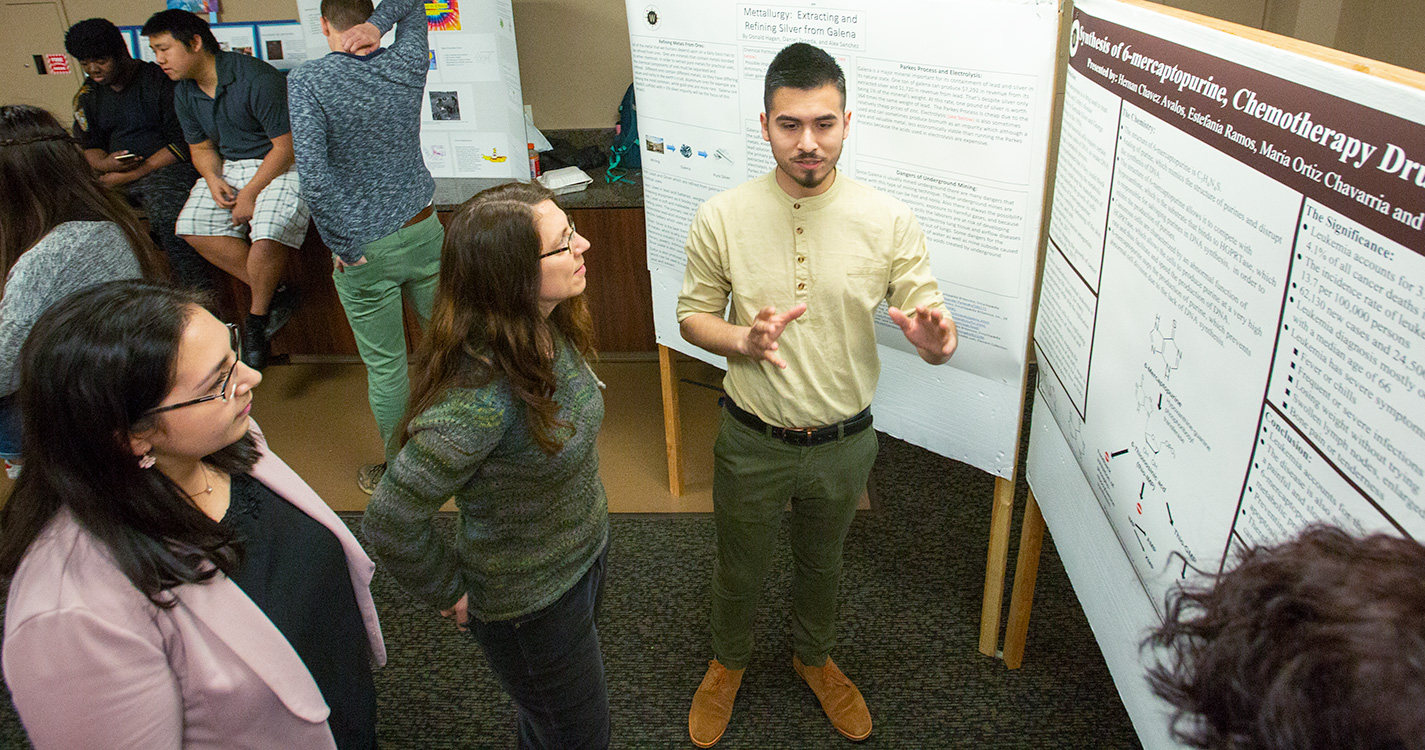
[138,453,156,469]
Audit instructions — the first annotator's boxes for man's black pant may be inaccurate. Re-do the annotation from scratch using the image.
[125,162,216,291]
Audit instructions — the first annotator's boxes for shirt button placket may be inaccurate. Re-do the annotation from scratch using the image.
[793,203,808,307]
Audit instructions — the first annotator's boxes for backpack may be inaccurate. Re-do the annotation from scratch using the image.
[609,84,641,171]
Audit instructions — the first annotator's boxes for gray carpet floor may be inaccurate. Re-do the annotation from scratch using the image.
[0,426,1143,749]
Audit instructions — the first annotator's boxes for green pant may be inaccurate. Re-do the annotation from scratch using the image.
[710,409,879,670]
[331,212,444,461]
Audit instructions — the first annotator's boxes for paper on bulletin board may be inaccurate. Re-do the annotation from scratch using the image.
[255,20,309,70]
[120,28,140,59]
[426,0,461,31]
[212,23,258,56]
[430,33,498,82]
[421,130,455,177]
[626,0,1061,478]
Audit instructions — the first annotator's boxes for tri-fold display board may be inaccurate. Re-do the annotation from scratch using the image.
[629,0,1425,746]
[293,0,528,179]
[1029,0,1425,746]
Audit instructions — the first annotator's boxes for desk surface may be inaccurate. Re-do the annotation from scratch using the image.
[432,170,643,212]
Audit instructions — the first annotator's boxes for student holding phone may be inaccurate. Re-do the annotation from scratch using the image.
[66,17,213,292]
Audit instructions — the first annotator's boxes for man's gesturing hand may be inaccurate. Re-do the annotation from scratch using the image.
[888,304,957,365]
[740,304,807,368]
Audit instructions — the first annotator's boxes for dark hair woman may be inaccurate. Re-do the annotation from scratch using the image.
[0,281,384,749]
[1145,525,1425,750]
[362,181,611,749]
[0,104,162,469]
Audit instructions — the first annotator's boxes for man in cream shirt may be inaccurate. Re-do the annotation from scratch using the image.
[678,42,957,747]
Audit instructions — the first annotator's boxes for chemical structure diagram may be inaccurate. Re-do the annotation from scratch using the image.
[1100,317,1195,578]
[1135,372,1175,458]
[1150,315,1183,377]
[1136,316,1183,458]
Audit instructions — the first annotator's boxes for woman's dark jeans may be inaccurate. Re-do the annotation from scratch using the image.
[469,547,610,750]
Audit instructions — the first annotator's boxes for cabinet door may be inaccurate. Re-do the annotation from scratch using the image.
[568,207,656,353]
[0,2,83,122]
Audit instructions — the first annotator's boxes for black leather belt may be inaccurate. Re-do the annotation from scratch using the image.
[722,398,872,447]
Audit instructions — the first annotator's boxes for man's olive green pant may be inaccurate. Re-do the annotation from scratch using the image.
[709,409,878,670]
[331,212,443,461]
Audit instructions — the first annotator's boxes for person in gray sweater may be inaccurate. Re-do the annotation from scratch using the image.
[363,182,610,750]
[288,0,444,493]
[0,105,159,466]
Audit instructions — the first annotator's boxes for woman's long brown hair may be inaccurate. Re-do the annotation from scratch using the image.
[0,105,162,280]
[397,182,594,455]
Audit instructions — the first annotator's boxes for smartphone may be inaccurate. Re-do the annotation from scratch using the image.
[115,152,142,163]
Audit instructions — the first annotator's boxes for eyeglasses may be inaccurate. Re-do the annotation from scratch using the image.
[144,323,241,415]
[538,220,577,260]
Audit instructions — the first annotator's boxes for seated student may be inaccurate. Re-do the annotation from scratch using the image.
[142,9,304,369]
[0,104,161,473]
[1146,525,1425,750]
[289,0,444,493]
[65,17,214,292]
[0,281,383,750]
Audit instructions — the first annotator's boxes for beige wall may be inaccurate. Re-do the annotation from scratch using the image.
[1159,0,1269,29]
[1331,0,1425,75]
[1,0,1420,129]
[0,0,633,128]
[512,0,632,130]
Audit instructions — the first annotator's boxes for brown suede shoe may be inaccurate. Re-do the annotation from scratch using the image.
[793,655,872,741]
[689,659,744,748]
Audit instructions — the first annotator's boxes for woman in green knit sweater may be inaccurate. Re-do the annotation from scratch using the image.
[362,182,610,749]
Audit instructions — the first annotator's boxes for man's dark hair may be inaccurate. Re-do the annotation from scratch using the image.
[321,0,375,32]
[763,43,846,113]
[1145,525,1425,750]
[64,18,131,61]
[141,9,220,56]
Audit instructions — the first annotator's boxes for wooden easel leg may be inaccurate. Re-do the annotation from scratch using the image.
[1003,489,1046,669]
[979,474,1017,657]
[658,345,685,497]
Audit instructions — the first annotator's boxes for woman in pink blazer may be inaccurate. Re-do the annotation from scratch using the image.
[0,280,385,749]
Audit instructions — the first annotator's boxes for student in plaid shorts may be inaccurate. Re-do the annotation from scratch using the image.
[142,9,305,369]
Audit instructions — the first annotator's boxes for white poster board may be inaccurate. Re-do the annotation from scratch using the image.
[294,0,527,179]
[255,20,310,71]
[627,0,1061,477]
[1029,0,1425,745]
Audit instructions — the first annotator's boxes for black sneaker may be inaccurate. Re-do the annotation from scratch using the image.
[264,284,301,339]
[242,314,270,370]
